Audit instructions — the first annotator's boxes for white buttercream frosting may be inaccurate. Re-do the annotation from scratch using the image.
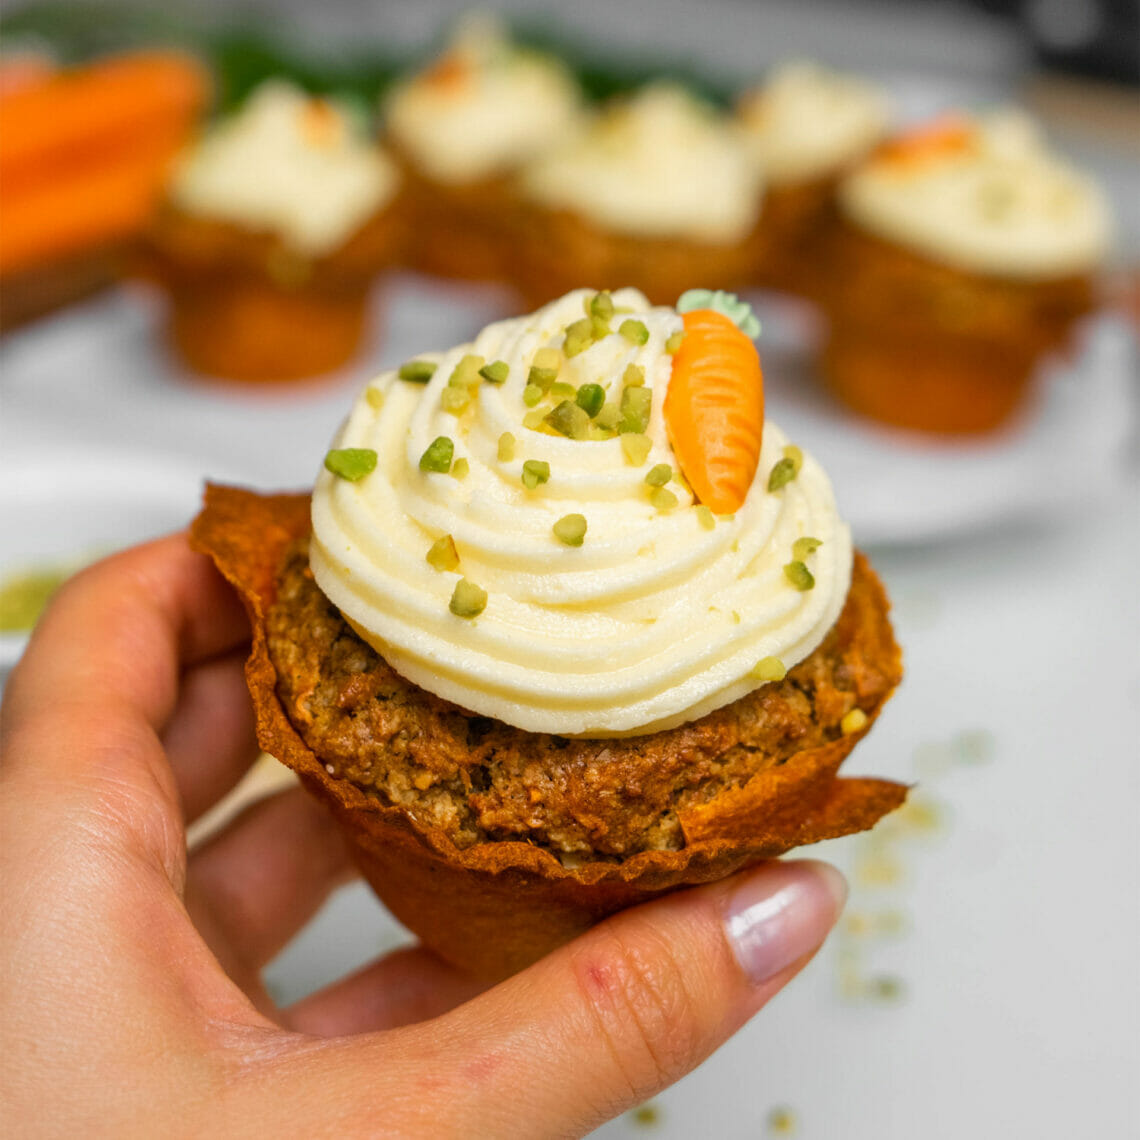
[310,288,851,738]
[384,14,582,184]
[738,61,889,184]
[171,81,398,256]
[840,110,1111,277]
[521,84,763,243]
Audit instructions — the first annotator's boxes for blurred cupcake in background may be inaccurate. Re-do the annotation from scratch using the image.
[820,110,1111,435]
[383,13,582,283]
[736,61,888,294]
[149,81,400,382]
[513,83,763,307]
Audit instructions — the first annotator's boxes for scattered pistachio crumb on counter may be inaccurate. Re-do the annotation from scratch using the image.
[696,504,716,530]
[324,447,377,481]
[419,436,454,473]
[664,330,686,354]
[767,457,797,492]
[426,535,460,572]
[621,433,652,465]
[765,1105,798,1136]
[631,1103,661,1128]
[521,459,550,489]
[645,463,672,487]
[0,565,72,633]
[576,382,605,418]
[497,432,516,462]
[451,457,470,480]
[553,513,587,546]
[793,536,822,561]
[751,656,787,682]
[479,360,509,384]
[397,360,436,383]
[783,443,803,473]
[650,487,678,511]
[365,386,384,409]
[620,386,652,434]
[869,974,906,1003]
[622,363,645,387]
[440,386,471,415]
[784,560,815,591]
[545,400,590,439]
[841,707,869,735]
[619,318,649,345]
[449,578,487,618]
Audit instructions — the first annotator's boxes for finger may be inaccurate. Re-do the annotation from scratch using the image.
[285,945,489,1036]
[185,788,356,988]
[163,649,259,823]
[0,533,249,867]
[283,860,845,1138]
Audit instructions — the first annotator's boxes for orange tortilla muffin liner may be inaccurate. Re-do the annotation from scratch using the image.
[191,484,906,980]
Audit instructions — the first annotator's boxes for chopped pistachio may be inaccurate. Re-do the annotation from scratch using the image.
[497,432,516,462]
[588,290,614,322]
[622,363,645,387]
[545,399,591,440]
[588,421,617,441]
[398,360,436,383]
[645,463,672,487]
[440,386,471,415]
[841,708,869,735]
[767,457,797,492]
[563,317,594,357]
[521,459,550,490]
[792,536,822,561]
[595,401,621,431]
[550,381,578,400]
[696,504,716,530]
[590,313,612,339]
[783,443,803,473]
[619,318,649,345]
[426,534,460,572]
[533,347,561,373]
[324,447,377,481]
[665,330,686,354]
[365,386,384,410]
[620,386,652,434]
[784,560,815,590]
[449,353,485,387]
[419,436,454,474]
[522,383,544,407]
[522,407,550,430]
[552,513,587,546]
[576,382,605,418]
[620,433,652,465]
[479,360,509,384]
[751,656,787,682]
[451,457,470,480]
[650,487,678,511]
[731,610,741,624]
[449,578,487,618]
[528,365,558,391]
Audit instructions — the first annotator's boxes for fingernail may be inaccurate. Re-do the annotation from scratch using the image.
[723,860,847,985]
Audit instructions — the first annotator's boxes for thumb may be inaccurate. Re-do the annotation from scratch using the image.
[285,859,844,1138]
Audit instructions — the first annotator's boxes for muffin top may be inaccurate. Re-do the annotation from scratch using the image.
[310,288,851,738]
[737,61,889,185]
[170,81,399,255]
[839,109,1111,277]
[520,84,763,243]
[383,14,583,184]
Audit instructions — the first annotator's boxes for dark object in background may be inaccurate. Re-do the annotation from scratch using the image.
[971,0,1140,84]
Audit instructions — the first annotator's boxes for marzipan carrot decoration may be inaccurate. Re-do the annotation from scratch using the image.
[664,308,765,515]
[876,112,974,166]
[0,51,208,274]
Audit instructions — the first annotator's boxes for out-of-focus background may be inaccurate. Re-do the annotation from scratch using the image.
[1,1,1138,1137]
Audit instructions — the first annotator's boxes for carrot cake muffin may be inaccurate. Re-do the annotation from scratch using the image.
[382,14,582,283]
[736,61,889,293]
[821,110,1110,434]
[512,85,764,306]
[193,287,904,978]
[149,81,401,382]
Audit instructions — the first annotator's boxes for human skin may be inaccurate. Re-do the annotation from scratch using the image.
[0,535,845,1138]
